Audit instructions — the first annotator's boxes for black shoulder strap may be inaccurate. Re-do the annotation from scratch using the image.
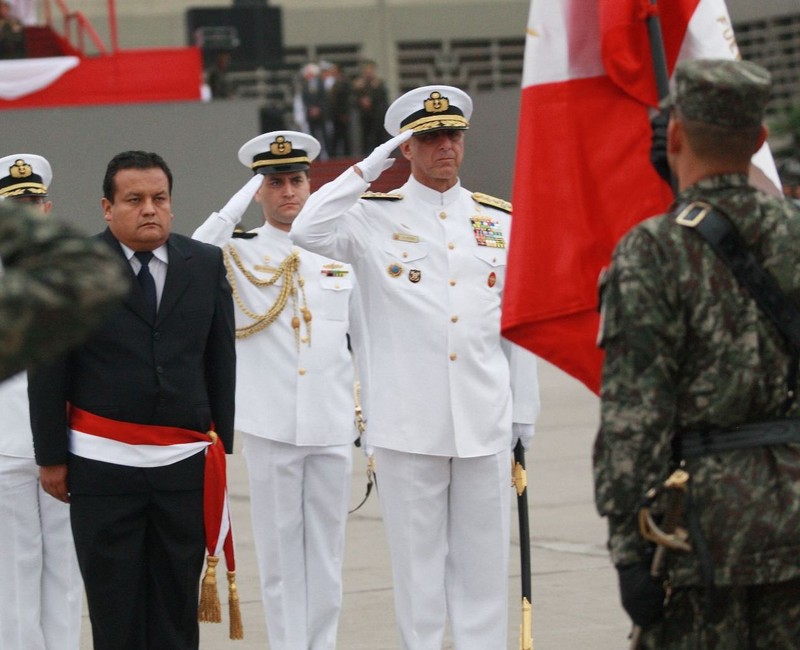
[675,201,800,351]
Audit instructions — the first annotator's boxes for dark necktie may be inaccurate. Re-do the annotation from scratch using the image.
[134,251,157,319]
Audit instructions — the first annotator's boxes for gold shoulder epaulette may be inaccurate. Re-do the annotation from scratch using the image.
[472,192,512,214]
[361,191,404,201]
[232,228,258,239]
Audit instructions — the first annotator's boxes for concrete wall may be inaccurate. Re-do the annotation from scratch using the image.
[726,0,798,21]
[69,1,530,54]
[57,1,799,103]
[65,0,794,53]
[62,2,529,99]
[2,100,261,234]
[1,87,520,235]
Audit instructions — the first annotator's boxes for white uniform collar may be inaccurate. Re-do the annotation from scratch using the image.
[405,175,462,206]
[258,220,292,240]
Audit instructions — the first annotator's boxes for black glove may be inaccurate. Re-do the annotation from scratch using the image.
[649,109,671,184]
[617,562,666,628]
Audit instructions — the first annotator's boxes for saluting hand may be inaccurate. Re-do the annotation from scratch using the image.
[354,130,414,183]
[219,173,264,224]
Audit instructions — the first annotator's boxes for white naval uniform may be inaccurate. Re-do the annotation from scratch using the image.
[193,215,363,650]
[0,373,82,650]
[290,169,541,650]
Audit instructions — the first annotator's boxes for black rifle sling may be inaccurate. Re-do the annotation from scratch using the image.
[675,201,800,352]
[672,200,800,602]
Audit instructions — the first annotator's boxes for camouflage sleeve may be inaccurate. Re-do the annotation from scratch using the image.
[0,202,130,381]
[592,221,682,566]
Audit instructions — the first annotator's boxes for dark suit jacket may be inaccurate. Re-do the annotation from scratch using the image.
[28,228,236,493]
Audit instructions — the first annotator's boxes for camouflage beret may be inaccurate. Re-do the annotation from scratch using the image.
[670,58,771,128]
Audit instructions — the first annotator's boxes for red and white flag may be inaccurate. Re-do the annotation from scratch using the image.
[502,0,780,395]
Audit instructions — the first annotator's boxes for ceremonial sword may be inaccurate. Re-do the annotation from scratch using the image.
[513,439,534,650]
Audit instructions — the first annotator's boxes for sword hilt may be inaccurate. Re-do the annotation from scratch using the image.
[630,468,692,648]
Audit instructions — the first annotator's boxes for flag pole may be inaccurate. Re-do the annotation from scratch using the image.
[513,440,533,650]
[628,7,672,647]
[646,0,670,101]
[645,0,679,194]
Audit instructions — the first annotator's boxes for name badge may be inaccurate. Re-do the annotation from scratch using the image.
[393,232,420,243]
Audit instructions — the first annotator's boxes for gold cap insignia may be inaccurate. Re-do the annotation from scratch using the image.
[270,136,293,156]
[424,91,449,115]
[10,159,33,179]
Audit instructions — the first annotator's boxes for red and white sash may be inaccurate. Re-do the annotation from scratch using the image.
[68,406,235,568]
[70,407,211,467]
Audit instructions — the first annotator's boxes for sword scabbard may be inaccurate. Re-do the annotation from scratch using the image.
[520,596,533,650]
[514,441,534,649]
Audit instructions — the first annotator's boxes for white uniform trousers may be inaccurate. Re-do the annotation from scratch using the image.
[0,455,82,650]
[373,447,512,650]
[243,434,353,650]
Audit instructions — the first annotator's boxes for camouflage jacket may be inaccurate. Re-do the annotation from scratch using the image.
[0,202,129,381]
[593,173,800,587]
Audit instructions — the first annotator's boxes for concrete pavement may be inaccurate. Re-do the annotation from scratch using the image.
[79,360,631,648]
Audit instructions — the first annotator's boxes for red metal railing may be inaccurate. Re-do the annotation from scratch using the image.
[42,0,117,56]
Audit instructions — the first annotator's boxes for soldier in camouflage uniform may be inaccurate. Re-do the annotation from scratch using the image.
[0,199,129,382]
[0,155,127,646]
[593,59,800,648]
[1,154,85,650]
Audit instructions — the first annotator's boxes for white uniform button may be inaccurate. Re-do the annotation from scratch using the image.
[448,242,455,250]
[439,211,447,220]
[451,315,459,323]
[449,279,457,286]
[449,353,457,361]
[402,252,408,259]
[299,368,307,376]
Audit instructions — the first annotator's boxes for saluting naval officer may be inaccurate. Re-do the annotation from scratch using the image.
[193,131,365,650]
[290,85,541,650]
[0,154,84,650]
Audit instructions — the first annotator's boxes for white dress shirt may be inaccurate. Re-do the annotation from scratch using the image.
[120,242,168,309]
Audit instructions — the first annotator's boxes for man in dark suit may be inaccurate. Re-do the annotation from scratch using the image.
[28,151,236,650]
